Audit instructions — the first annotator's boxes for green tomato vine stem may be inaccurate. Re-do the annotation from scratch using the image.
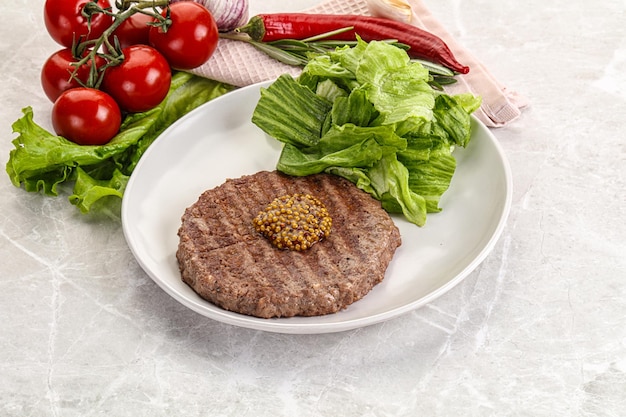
[70,0,170,89]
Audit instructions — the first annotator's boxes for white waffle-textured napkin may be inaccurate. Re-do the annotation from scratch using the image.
[190,0,527,127]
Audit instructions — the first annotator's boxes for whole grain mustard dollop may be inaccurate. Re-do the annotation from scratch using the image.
[253,193,332,251]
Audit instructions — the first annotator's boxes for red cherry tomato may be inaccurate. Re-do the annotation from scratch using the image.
[101,45,172,113]
[44,0,113,47]
[148,2,219,70]
[107,12,153,51]
[41,48,104,102]
[52,88,121,146]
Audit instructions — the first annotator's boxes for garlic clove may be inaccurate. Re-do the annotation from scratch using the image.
[169,0,249,32]
[207,0,249,32]
[366,0,413,24]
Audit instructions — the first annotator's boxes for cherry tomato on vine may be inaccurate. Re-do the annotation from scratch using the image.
[101,45,171,113]
[41,48,105,102]
[107,12,153,51]
[52,88,121,146]
[44,0,113,47]
[148,2,219,70]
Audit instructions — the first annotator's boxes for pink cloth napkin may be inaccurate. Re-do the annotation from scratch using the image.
[190,0,527,127]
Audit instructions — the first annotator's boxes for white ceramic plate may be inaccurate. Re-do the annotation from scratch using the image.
[122,81,512,334]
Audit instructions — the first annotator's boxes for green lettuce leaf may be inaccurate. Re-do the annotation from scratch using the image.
[6,72,233,213]
[252,74,332,148]
[330,87,378,127]
[277,123,406,176]
[252,39,481,227]
[68,167,127,213]
[399,136,457,213]
[352,40,434,135]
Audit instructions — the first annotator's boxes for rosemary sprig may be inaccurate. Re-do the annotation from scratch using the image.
[219,28,458,87]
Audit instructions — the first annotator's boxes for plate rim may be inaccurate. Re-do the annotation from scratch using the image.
[122,80,513,334]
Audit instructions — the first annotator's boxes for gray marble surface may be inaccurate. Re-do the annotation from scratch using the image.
[1,0,625,416]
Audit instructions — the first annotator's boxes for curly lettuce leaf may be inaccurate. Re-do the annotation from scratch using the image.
[6,106,148,195]
[6,72,233,213]
[68,167,127,213]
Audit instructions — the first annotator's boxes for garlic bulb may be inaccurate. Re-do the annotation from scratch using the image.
[366,0,413,24]
[169,0,249,32]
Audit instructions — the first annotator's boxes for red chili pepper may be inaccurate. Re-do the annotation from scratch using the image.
[237,13,469,74]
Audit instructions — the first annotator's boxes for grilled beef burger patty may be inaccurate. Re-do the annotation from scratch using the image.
[176,170,401,318]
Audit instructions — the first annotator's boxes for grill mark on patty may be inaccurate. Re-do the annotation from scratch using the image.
[275,173,353,308]
[237,174,309,307]
[198,173,314,316]
[319,175,369,270]
[307,176,359,303]
[223,178,277,308]
[253,174,336,313]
